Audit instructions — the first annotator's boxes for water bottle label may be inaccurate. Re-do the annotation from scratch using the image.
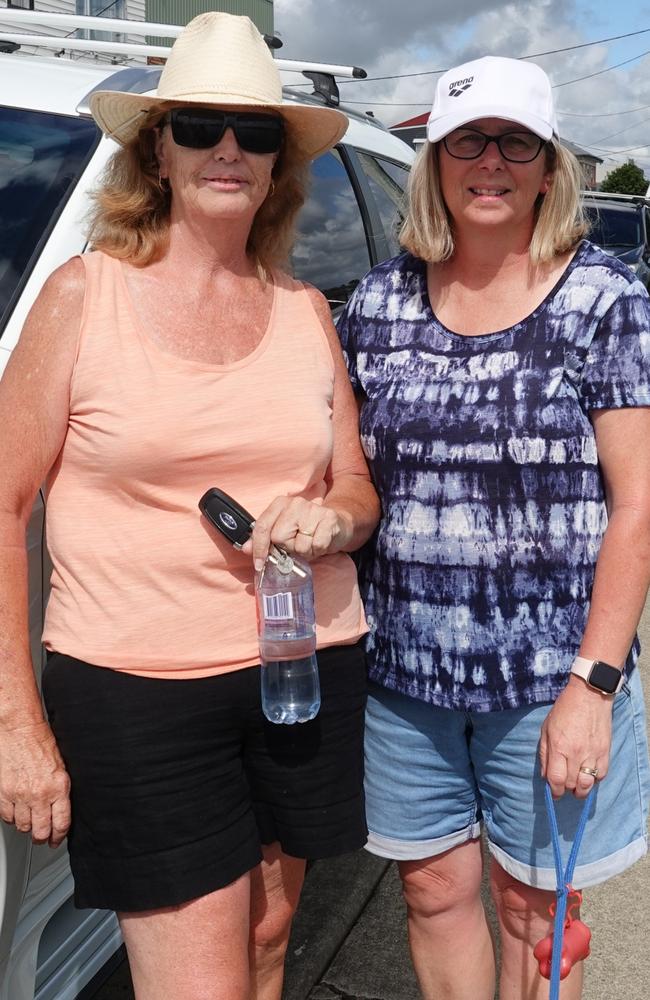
[262,591,294,621]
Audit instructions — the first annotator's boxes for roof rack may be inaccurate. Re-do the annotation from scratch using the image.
[581,190,649,206]
[0,9,279,47]
[0,11,366,104]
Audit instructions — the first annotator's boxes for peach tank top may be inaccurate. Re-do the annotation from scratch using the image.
[42,251,367,678]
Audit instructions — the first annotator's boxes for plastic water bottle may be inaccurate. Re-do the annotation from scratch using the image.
[256,549,320,724]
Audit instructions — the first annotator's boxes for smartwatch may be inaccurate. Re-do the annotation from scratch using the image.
[570,656,624,695]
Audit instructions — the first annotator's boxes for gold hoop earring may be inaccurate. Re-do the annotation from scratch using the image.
[157,170,170,194]
[268,180,276,198]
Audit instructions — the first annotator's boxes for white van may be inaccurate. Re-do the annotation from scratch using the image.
[0,14,414,1000]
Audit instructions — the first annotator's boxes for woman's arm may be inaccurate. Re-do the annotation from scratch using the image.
[0,257,85,845]
[249,287,379,568]
[540,405,650,798]
[309,286,380,549]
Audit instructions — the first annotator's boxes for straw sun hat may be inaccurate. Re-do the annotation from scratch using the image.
[89,11,348,157]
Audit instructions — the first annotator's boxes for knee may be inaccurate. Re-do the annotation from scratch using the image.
[250,895,296,957]
[250,848,304,961]
[490,864,554,943]
[399,852,483,921]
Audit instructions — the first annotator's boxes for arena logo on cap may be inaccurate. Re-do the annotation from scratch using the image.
[448,77,474,97]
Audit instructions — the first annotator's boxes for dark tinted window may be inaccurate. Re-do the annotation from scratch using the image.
[585,204,643,249]
[291,149,371,308]
[357,152,410,255]
[0,107,98,335]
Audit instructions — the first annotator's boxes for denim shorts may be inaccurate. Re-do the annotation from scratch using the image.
[364,668,650,889]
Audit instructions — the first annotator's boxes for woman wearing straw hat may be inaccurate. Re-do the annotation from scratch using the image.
[339,55,650,999]
[0,13,378,1000]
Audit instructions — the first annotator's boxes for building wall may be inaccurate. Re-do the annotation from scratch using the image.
[1,0,146,60]
[1,0,271,59]
[146,0,273,42]
[580,161,597,190]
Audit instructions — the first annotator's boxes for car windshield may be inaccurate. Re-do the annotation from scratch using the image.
[585,204,643,248]
[0,106,99,336]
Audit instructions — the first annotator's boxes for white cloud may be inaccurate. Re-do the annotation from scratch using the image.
[275,0,650,177]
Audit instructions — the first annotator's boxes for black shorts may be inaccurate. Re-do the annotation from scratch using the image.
[42,643,367,913]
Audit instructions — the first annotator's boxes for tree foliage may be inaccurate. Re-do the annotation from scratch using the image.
[600,160,648,195]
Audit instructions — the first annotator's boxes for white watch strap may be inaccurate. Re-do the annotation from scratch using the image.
[571,656,624,694]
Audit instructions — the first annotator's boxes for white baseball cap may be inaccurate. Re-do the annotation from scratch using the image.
[426,56,558,143]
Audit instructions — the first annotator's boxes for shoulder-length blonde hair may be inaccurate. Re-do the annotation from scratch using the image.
[86,109,311,271]
[400,138,588,265]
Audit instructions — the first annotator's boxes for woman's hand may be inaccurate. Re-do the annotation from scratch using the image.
[539,675,614,799]
[0,720,71,847]
[243,496,353,569]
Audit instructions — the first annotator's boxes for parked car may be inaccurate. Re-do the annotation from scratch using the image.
[582,191,650,290]
[0,17,414,1000]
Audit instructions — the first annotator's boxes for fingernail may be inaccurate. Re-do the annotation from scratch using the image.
[254,559,264,572]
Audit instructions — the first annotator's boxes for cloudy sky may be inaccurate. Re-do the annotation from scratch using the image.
[274,0,650,179]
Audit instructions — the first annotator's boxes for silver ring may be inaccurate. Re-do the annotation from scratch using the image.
[579,766,599,777]
[297,528,314,537]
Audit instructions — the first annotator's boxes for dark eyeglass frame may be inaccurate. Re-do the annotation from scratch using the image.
[442,127,546,163]
[165,108,284,154]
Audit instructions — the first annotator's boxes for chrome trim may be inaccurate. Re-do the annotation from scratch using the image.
[76,67,162,117]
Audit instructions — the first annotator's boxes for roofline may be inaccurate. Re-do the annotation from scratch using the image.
[391,113,429,130]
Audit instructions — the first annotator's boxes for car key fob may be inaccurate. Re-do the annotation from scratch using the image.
[199,487,306,578]
[199,487,254,549]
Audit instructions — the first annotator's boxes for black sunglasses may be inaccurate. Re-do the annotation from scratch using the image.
[166,108,284,154]
[442,128,546,163]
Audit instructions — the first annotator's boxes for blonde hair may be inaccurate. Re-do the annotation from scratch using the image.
[86,110,311,271]
[400,138,588,264]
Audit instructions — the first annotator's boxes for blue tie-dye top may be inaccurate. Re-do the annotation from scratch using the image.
[338,241,650,711]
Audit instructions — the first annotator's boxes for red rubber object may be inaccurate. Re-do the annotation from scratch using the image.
[534,918,591,980]
[534,890,591,980]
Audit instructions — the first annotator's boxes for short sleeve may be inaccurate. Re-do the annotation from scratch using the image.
[580,280,650,410]
[335,284,362,392]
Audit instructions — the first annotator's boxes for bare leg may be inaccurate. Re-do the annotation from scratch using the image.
[491,861,584,1000]
[249,842,306,1000]
[118,873,251,1000]
[398,839,496,1000]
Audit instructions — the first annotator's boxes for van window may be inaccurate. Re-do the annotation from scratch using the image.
[0,107,99,335]
[291,149,372,308]
[356,153,409,256]
[584,205,643,249]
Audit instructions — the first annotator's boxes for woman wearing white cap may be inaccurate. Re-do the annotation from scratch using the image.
[0,13,379,1000]
[339,55,650,998]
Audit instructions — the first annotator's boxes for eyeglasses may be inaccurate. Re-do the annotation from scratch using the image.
[166,108,284,154]
[442,128,546,163]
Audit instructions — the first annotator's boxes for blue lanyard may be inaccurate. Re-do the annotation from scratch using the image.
[544,782,596,999]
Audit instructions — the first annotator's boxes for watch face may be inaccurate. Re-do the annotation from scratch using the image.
[588,661,621,694]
